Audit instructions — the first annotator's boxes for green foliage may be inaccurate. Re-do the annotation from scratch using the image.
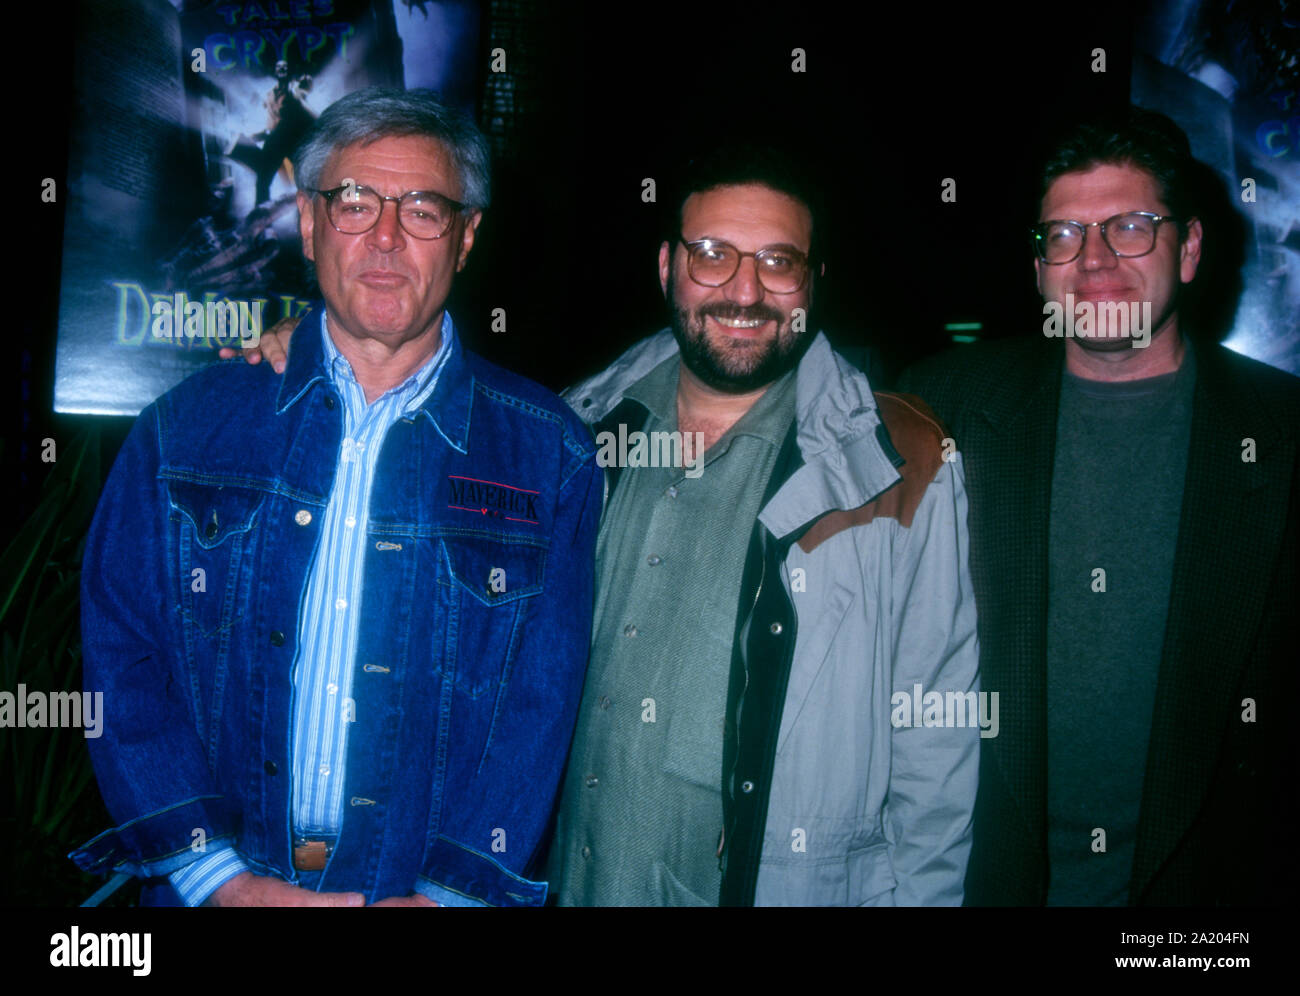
[0,430,133,906]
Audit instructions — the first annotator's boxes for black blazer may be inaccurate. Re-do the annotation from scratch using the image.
[899,335,1299,905]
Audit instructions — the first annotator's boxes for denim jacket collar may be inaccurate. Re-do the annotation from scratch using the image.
[277,303,475,454]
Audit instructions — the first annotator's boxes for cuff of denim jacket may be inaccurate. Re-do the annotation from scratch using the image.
[418,837,547,907]
[68,795,235,878]
[413,876,486,907]
[168,847,251,907]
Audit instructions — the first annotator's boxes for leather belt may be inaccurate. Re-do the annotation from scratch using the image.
[293,838,333,871]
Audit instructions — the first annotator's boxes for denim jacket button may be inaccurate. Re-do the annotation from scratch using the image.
[270,630,285,646]
[264,760,278,775]
[204,521,218,539]
[294,509,312,526]
[324,395,336,410]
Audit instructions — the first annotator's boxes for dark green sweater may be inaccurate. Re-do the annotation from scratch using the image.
[1045,347,1196,905]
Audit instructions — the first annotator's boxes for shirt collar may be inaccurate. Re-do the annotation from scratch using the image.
[276,303,476,453]
[722,367,797,448]
[622,354,679,422]
[622,353,796,449]
[319,309,452,415]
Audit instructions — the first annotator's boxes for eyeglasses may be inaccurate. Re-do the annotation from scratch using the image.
[1031,211,1178,264]
[309,184,466,240]
[678,236,811,294]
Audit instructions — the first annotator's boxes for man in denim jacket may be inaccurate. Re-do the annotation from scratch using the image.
[70,88,602,907]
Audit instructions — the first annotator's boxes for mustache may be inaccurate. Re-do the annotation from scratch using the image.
[697,303,784,324]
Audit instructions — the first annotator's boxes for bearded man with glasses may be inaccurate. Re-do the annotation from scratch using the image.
[900,105,1299,906]
[544,142,980,906]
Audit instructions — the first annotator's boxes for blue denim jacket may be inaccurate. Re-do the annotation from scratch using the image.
[70,306,602,905]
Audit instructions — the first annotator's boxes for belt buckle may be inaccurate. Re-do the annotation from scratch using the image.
[293,837,332,871]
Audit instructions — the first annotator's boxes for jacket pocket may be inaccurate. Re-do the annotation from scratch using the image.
[846,840,896,905]
[651,860,713,907]
[167,479,266,639]
[437,535,547,698]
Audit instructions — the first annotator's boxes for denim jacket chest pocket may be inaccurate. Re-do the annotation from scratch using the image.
[435,534,547,699]
[166,479,267,641]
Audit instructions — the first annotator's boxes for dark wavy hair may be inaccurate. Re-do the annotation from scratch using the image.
[663,140,824,261]
[1037,105,1199,233]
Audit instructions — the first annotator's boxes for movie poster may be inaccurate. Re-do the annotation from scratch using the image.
[54,0,479,415]
[1133,0,1299,375]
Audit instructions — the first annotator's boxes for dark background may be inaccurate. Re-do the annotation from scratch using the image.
[8,0,1298,918]
[3,0,1158,907]
[10,0,1140,533]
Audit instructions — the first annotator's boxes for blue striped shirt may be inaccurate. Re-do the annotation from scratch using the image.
[170,309,452,905]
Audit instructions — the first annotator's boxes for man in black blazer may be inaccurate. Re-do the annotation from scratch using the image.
[900,106,1298,905]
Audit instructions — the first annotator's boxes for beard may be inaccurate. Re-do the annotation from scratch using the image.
[668,288,813,394]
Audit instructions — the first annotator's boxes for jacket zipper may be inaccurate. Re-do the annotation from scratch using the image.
[744,554,764,696]
[724,541,764,835]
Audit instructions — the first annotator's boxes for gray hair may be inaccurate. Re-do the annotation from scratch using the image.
[292,87,491,211]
